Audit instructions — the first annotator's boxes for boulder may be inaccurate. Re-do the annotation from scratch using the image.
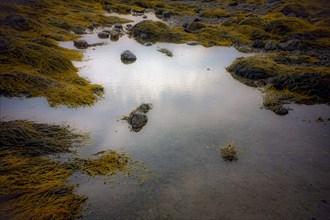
[265,40,277,50]
[129,111,148,130]
[73,39,89,49]
[121,50,137,63]
[142,15,147,19]
[122,103,153,132]
[98,31,109,39]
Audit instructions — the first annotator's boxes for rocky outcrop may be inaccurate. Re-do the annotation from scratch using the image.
[120,50,137,64]
[122,103,153,132]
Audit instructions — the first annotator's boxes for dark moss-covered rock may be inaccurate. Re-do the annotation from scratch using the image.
[132,20,185,43]
[270,72,330,102]
[227,57,277,80]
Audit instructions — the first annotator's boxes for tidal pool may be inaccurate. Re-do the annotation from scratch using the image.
[1,14,330,220]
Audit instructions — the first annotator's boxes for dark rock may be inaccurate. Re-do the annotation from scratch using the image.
[144,42,152,46]
[121,50,137,63]
[123,103,153,132]
[73,27,87,35]
[279,39,301,51]
[125,111,148,132]
[73,39,89,49]
[114,23,123,29]
[142,15,147,19]
[265,40,277,50]
[132,9,145,14]
[98,31,109,39]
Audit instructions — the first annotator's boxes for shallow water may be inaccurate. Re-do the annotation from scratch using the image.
[1,13,330,220]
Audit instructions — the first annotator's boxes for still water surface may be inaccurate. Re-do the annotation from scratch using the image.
[1,14,329,220]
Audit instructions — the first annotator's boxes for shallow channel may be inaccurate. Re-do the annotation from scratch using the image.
[1,13,329,220]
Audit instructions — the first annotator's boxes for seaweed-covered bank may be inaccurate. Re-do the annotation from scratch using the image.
[1,0,329,113]
[0,0,130,107]
[0,120,147,219]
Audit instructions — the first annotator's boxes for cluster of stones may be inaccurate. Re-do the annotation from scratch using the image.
[122,103,153,132]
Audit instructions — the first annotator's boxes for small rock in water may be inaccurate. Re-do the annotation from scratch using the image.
[98,31,109,39]
[121,50,137,64]
[122,103,153,132]
[73,39,89,49]
[142,15,147,19]
[144,42,152,46]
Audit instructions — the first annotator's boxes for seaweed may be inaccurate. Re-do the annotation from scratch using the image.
[0,120,149,219]
[0,0,130,107]
[218,143,238,162]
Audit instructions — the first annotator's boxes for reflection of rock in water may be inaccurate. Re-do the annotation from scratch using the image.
[122,103,153,132]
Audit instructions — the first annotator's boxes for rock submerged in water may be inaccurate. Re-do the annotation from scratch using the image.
[73,39,89,49]
[122,103,153,132]
[121,50,137,64]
